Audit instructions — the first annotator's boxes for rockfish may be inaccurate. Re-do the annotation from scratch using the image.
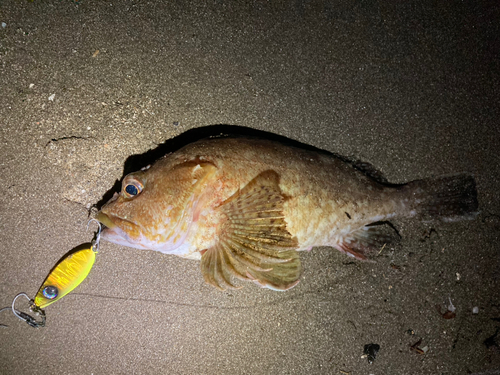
[96,137,478,291]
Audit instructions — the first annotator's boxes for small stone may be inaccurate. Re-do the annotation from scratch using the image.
[472,306,479,314]
[48,94,55,101]
[363,343,380,364]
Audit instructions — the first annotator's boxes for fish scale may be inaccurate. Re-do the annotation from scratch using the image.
[96,137,478,291]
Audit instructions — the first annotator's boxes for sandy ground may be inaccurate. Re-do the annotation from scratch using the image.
[1,1,499,374]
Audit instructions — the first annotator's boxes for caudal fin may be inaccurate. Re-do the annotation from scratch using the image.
[406,174,478,222]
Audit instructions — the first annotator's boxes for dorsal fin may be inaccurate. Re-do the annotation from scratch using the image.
[352,160,388,184]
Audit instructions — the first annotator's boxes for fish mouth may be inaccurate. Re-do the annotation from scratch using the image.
[95,212,147,249]
[95,211,117,230]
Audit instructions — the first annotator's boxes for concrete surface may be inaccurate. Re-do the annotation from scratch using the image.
[0,1,499,374]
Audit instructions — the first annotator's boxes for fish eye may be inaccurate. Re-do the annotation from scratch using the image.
[123,179,143,198]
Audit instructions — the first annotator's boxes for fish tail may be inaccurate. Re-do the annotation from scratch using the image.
[403,174,479,222]
[331,174,478,261]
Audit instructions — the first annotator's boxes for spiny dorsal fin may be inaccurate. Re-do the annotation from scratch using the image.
[352,160,388,184]
[200,170,301,291]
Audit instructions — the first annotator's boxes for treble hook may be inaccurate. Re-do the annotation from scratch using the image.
[0,293,46,328]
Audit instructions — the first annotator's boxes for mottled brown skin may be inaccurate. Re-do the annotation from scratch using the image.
[97,137,477,290]
[175,138,402,252]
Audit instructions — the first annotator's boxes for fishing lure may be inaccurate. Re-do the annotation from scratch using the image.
[0,220,101,328]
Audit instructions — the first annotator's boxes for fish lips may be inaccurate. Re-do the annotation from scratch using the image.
[95,212,147,249]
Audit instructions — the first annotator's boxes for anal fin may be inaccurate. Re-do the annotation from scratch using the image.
[334,222,400,261]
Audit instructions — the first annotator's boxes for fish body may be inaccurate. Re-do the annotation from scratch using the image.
[96,137,477,290]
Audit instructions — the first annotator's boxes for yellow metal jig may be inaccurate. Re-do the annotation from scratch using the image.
[0,220,101,328]
[33,242,97,309]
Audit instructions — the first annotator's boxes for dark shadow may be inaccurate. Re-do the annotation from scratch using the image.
[93,124,386,210]
[121,124,331,175]
[95,125,327,210]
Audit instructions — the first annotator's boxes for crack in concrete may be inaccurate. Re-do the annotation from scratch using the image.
[45,136,93,147]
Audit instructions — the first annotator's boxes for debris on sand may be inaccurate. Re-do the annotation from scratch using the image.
[436,297,457,319]
[410,338,429,355]
[362,343,380,364]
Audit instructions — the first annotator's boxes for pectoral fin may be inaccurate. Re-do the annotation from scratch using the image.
[200,170,301,291]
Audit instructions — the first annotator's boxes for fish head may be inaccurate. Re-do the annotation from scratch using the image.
[96,160,217,254]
